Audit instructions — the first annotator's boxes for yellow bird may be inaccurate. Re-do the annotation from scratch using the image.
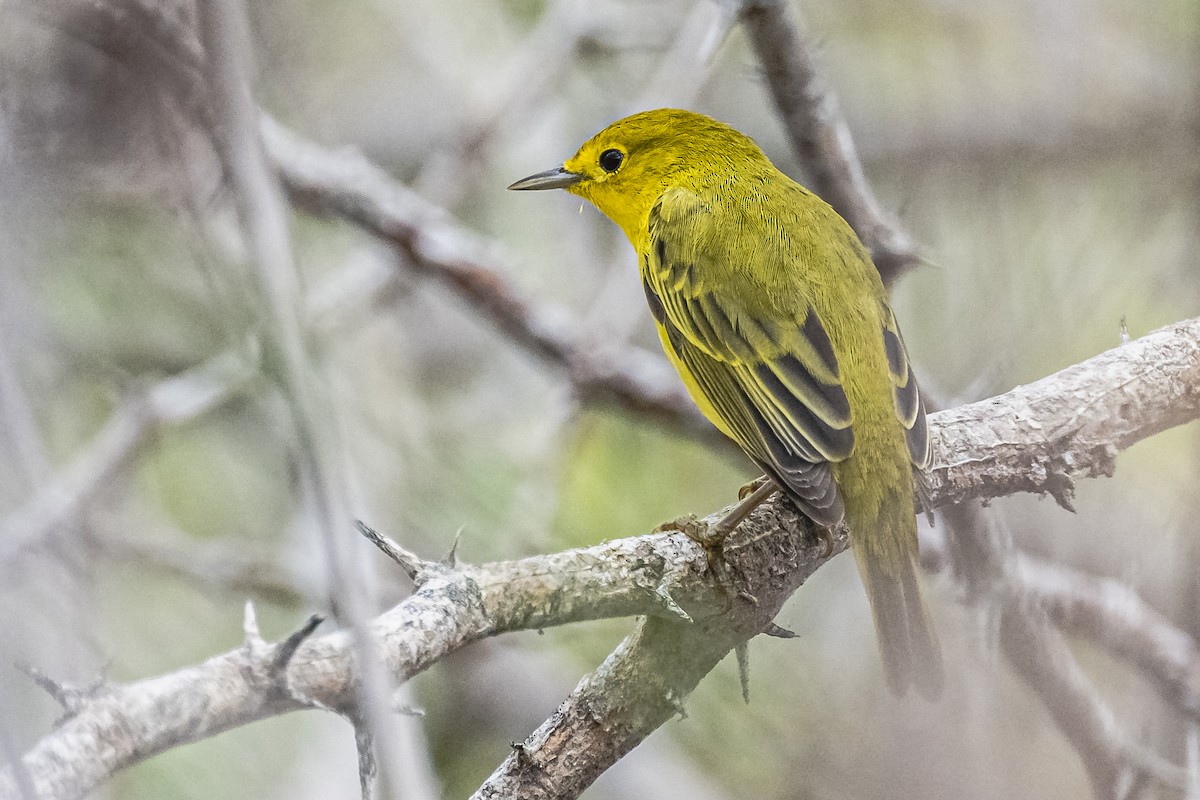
[510,109,941,698]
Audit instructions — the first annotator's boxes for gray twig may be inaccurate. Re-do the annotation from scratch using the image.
[1017,554,1200,722]
[195,2,415,795]
[0,347,257,568]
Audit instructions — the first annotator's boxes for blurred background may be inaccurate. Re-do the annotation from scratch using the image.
[0,0,1197,797]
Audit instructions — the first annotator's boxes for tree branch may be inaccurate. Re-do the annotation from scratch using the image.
[1017,553,1200,722]
[261,117,722,449]
[926,316,1200,511]
[0,346,258,568]
[4,312,1197,800]
[472,500,829,799]
[737,0,921,284]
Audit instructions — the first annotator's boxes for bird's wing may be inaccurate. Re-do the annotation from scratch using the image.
[880,304,931,470]
[646,191,853,525]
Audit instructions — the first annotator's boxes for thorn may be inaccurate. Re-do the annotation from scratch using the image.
[243,600,266,653]
[654,583,693,622]
[356,520,426,582]
[16,662,102,719]
[16,662,67,706]
[1044,471,1078,513]
[735,642,751,704]
[510,740,533,767]
[272,614,324,674]
[354,722,378,800]
[441,526,464,568]
[763,622,797,639]
[665,689,688,720]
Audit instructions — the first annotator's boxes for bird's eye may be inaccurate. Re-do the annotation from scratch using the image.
[599,149,624,173]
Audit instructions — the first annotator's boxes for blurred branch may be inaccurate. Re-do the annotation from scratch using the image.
[411,0,588,209]
[0,346,258,568]
[737,0,921,285]
[91,528,308,608]
[940,503,1188,797]
[5,315,1198,799]
[195,4,425,799]
[261,117,723,449]
[998,587,1187,796]
[631,0,738,112]
[926,526,1200,730]
[1017,553,1200,722]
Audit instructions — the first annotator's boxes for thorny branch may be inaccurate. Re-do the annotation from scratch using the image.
[1017,554,1200,722]
[2,315,1199,800]
[263,98,1200,795]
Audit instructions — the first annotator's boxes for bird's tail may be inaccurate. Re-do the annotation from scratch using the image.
[845,483,943,700]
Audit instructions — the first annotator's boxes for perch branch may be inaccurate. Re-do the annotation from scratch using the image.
[3,313,1198,800]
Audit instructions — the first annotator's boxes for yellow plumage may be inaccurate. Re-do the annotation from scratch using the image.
[510,108,942,698]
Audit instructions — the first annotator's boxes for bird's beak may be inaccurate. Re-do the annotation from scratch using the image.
[507,166,583,191]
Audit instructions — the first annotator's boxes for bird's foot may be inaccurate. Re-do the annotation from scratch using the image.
[656,514,734,596]
[655,513,714,543]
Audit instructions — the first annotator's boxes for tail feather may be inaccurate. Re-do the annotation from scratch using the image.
[847,487,943,700]
[857,544,943,699]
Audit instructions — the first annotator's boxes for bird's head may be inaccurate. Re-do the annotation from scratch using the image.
[509,108,769,242]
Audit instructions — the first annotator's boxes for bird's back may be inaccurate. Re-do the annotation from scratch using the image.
[647,165,942,696]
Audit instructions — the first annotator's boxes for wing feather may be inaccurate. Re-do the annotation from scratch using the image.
[646,191,855,524]
[881,305,932,470]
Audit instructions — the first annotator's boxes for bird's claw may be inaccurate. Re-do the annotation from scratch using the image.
[815,527,834,559]
[656,515,737,603]
[656,513,726,547]
[737,475,770,500]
